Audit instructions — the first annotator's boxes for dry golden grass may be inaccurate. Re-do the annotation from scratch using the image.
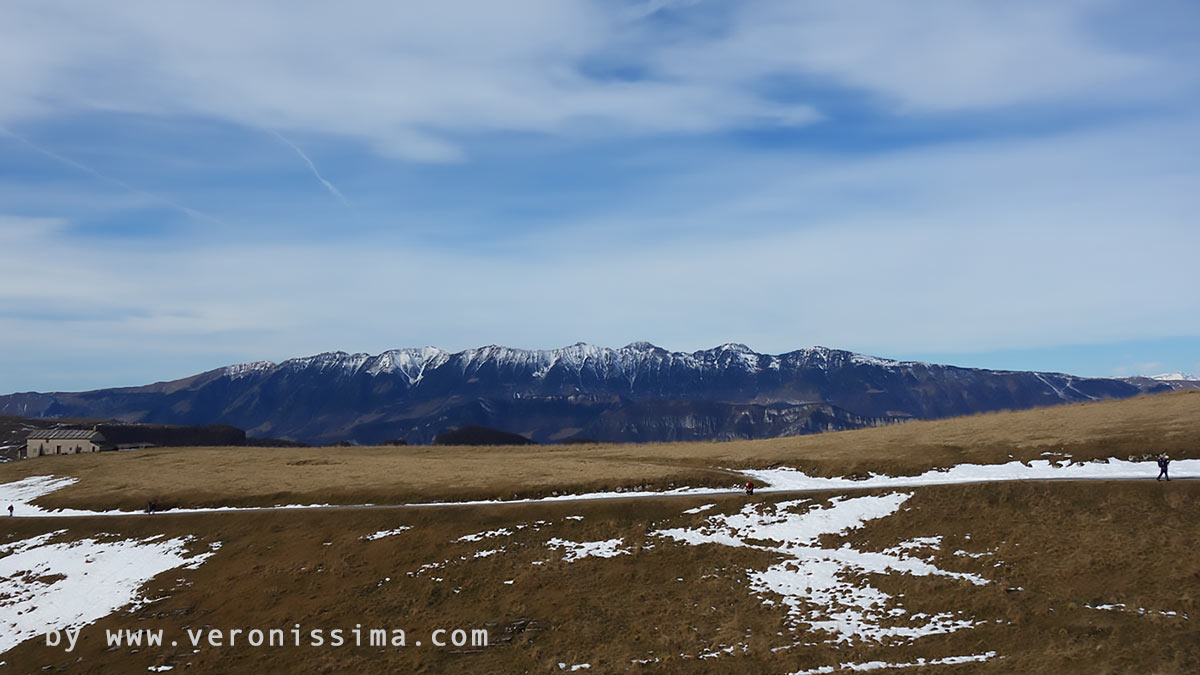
[2,391,1197,511]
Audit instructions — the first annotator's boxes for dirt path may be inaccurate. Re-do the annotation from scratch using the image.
[11,474,1193,520]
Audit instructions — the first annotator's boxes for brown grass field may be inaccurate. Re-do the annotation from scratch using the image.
[1,390,1197,511]
[1,391,1198,673]
[2,482,1197,674]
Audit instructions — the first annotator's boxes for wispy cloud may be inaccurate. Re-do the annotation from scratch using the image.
[268,130,348,205]
[0,125,222,225]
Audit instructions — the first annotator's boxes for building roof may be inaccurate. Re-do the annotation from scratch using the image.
[26,429,105,441]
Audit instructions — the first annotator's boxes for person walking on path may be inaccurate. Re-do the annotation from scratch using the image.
[7,505,11,517]
[745,480,755,496]
[1157,454,1171,481]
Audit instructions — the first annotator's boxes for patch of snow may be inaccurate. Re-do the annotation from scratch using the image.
[683,503,716,515]
[1084,603,1187,619]
[361,527,411,541]
[456,528,514,543]
[408,561,447,577]
[698,644,742,659]
[791,651,998,673]
[0,532,217,655]
[743,458,1200,493]
[883,536,942,554]
[0,530,66,555]
[657,494,989,646]
[545,538,632,562]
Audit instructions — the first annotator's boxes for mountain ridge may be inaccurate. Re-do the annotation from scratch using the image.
[0,342,1184,445]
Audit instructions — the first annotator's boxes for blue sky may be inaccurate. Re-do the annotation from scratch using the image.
[1,0,1199,392]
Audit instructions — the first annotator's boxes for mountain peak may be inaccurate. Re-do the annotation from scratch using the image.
[224,361,275,378]
[1149,372,1198,381]
[716,342,753,353]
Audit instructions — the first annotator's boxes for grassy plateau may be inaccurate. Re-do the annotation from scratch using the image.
[0,391,1197,673]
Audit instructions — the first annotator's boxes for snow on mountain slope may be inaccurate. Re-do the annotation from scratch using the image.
[1149,372,1198,381]
[224,361,274,378]
[364,348,450,384]
[220,342,939,383]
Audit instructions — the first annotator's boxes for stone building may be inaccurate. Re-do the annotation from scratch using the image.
[23,429,113,457]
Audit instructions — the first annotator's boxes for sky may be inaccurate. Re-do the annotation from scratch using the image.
[1,0,1198,393]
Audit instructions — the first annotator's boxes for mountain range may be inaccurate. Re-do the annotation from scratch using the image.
[0,342,1188,445]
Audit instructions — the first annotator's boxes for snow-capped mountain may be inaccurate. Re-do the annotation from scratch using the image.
[0,342,1165,444]
[1148,372,1198,382]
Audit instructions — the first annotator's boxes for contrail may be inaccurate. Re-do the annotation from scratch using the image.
[0,125,223,226]
[269,131,349,205]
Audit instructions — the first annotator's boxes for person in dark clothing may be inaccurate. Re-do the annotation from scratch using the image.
[7,505,12,517]
[1157,454,1171,481]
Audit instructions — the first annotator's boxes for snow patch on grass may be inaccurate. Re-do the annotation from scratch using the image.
[456,521,550,543]
[545,538,632,562]
[0,531,218,654]
[456,527,515,543]
[790,650,998,673]
[745,458,1199,492]
[361,527,411,541]
[657,494,990,646]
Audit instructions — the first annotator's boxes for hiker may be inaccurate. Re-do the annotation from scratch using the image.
[1157,454,1171,482]
[7,505,12,517]
[745,480,755,496]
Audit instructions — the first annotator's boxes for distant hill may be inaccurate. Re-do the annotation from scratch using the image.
[0,342,1179,445]
[433,425,535,446]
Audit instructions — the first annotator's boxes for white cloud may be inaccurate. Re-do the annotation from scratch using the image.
[649,0,1159,112]
[0,0,1181,160]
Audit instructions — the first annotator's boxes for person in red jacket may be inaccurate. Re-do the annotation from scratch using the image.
[745,480,755,495]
